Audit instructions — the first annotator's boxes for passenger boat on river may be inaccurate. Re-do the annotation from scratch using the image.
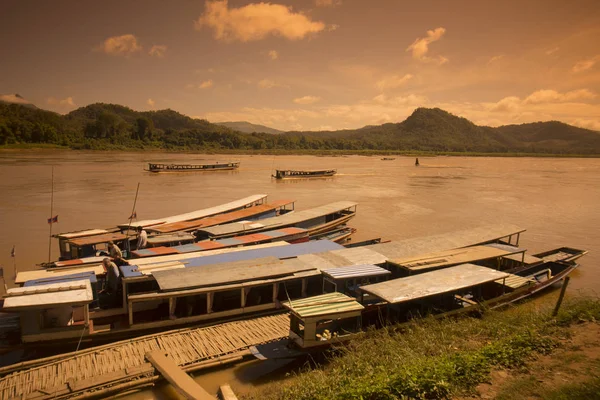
[146,161,239,173]
[273,169,337,179]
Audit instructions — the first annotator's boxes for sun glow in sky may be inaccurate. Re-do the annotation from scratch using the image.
[1,0,599,131]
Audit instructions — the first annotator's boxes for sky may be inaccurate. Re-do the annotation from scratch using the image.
[1,0,600,131]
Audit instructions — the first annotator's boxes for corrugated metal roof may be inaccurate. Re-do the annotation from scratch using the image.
[152,257,316,291]
[146,233,195,245]
[16,265,106,284]
[283,292,364,318]
[322,264,391,280]
[118,194,268,228]
[360,264,509,304]
[4,279,93,310]
[198,201,357,237]
[147,200,294,233]
[390,244,525,272]
[366,223,525,261]
[297,247,388,271]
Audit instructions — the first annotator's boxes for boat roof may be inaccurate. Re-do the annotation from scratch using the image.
[134,227,307,258]
[147,200,295,233]
[198,201,358,237]
[146,232,195,245]
[283,292,364,318]
[3,279,93,311]
[67,232,129,247]
[366,223,525,261]
[151,256,317,291]
[23,271,97,287]
[56,229,111,239]
[117,194,268,229]
[16,265,106,284]
[297,247,388,270]
[360,264,510,304]
[390,244,526,272]
[322,264,391,280]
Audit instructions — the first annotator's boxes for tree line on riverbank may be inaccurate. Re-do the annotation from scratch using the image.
[1,101,600,154]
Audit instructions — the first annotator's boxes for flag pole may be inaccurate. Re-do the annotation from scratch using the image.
[125,183,141,249]
[48,165,54,263]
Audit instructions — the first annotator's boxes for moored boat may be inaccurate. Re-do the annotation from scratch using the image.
[146,161,240,173]
[273,169,336,179]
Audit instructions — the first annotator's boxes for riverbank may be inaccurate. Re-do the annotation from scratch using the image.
[1,144,599,158]
[242,294,600,400]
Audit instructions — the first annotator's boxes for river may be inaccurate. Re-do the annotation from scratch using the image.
[0,151,598,397]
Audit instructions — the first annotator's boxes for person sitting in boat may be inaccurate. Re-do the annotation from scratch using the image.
[101,258,121,294]
[136,226,148,250]
[107,241,126,265]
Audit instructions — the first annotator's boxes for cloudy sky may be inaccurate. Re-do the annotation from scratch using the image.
[1,0,599,131]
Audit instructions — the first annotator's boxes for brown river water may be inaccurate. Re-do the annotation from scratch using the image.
[0,151,599,398]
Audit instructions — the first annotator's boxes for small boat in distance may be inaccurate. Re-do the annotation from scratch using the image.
[146,161,240,173]
[273,169,336,179]
[381,157,395,161]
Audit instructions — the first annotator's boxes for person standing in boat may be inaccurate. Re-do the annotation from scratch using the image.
[107,241,126,265]
[415,157,420,166]
[101,258,121,294]
[136,226,148,249]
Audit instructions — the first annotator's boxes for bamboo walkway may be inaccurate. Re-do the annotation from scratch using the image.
[0,313,290,400]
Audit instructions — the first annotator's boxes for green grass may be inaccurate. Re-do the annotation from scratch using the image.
[244,296,600,400]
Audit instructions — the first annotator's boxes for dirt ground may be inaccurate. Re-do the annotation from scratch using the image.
[465,322,600,400]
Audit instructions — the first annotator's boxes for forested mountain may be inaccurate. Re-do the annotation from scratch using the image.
[1,102,599,154]
[215,121,284,135]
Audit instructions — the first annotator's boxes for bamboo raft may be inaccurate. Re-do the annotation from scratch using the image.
[0,313,289,400]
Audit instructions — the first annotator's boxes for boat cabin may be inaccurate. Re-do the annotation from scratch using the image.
[57,232,132,261]
[321,264,391,299]
[283,292,364,349]
[359,263,532,322]
[274,169,337,179]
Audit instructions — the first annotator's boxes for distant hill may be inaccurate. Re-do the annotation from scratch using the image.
[1,102,599,154]
[215,121,284,135]
[0,94,37,109]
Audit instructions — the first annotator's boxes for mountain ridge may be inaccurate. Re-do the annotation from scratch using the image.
[1,102,599,154]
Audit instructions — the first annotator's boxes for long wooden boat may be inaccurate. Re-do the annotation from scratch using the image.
[49,195,269,263]
[195,201,358,240]
[273,169,336,179]
[146,161,239,173]
[252,259,582,358]
[131,227,310,258]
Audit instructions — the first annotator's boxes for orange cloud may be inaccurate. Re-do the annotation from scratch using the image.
[315,0,342,7]
[199,80,214,89]
[406,27,448,65]
[268,50,278,60]
[147,98,156,107]
[148,45,167,58]
[376,74,413,90]
[97,34,142,56]
[47,96,76,108]
[524,89,596,104]
[293,95,321,104]
[196,0,326,42]
[572,56,600,73]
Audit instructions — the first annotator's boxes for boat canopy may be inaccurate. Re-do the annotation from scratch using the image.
[321,264,391,280]
[366,223,525,261]
[282,292,364,318]
[3,279,93,311]
[198,201,358,238]
[67,232,129,247]
[16,265,106,284]
[147,199,295,234]
[151,256,317,291]
[117,194,268,229]
[360,263,510,304]
[55,229,110,240]
[390,244,526,272]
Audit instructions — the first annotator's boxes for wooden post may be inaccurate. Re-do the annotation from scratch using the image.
[169,298,177,319]
[552,277,570,316]
[48,165,54,262]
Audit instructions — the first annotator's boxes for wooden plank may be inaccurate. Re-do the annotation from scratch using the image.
[218,384,238,400]
[146,351,215,400]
